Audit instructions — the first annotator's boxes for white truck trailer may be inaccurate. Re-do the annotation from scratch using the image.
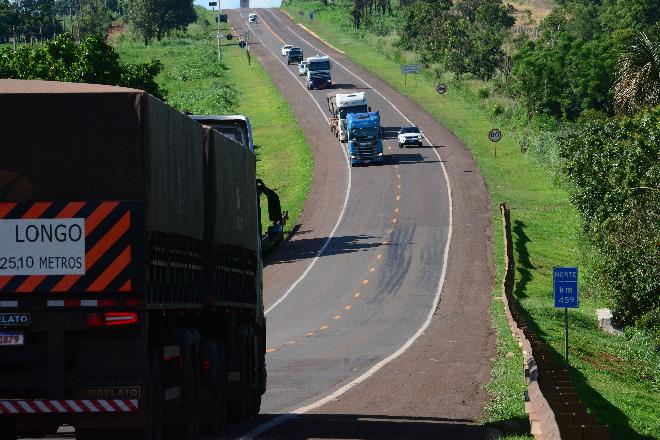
[327,92,369,142]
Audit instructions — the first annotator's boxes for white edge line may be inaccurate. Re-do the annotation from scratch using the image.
[240,14,353,316]
[241,9,454,440]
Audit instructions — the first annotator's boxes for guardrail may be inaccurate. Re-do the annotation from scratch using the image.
[499,203,609,440]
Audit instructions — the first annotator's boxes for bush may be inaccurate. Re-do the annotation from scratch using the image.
[0,34,165,99]
[559,106,660,329]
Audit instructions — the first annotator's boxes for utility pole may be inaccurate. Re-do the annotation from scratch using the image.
[210,1,221,62]
[245,30,251,65]
[217,1,221,62]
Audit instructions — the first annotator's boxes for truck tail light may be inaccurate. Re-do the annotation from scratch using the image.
[104,312,139,326]
[87,312,139,327]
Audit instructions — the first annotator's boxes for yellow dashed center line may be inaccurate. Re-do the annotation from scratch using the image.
[354,292,361,298]
[376,254,382,260]
[397,184,401,189]
[320,325,329,331]
[344,305,352,310]
[394,208,399,213]
[306,332,315,337]
[334,315,342,320]
[370,267,376,272]
[392,218,398,224]
[396,195,400,201]
[362,279,369,285]
[287,340,296,345]
[266,348,276,353]
[383,240,389,245]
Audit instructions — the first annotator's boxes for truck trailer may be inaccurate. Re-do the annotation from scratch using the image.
[0,80,279,440]
[346,111,384,165]
[327,91,369,142]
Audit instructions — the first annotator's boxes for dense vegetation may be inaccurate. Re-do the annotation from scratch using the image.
[0,33,165,97]
[286,0,660,341]
[0,0,197,44]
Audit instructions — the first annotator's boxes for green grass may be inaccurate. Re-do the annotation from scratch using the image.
[281,1,660,438]
[112,11,313,238]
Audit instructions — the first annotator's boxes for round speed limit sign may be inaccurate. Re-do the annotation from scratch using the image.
[488,128,502,142]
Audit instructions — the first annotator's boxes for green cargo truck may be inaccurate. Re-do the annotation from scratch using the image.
[0,80,280,439]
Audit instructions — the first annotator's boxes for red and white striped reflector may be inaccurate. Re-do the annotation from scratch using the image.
[0,399,138,414]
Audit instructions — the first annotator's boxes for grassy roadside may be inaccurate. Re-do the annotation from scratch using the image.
[112,10,313,238]
[281,2,660,438]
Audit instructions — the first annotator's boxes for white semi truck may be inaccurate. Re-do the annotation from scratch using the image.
[327,92,369,142]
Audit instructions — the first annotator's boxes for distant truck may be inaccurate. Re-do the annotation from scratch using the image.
[346,112,384,165]
[306,55,332,90]
[327,91,369,142]
[248,13,257,23]
[0,80,284,440]
[287,48,303,65]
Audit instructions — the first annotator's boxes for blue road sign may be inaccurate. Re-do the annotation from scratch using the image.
[554,267,578,308]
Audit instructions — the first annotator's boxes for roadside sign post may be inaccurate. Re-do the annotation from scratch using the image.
[488,128,501,157]
[209,1,221,62]
[436,83,447,94]
[553,267,578,366]
[245,30,251,65]
[401,64,420,86]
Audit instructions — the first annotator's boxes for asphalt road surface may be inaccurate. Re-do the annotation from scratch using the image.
[26,8,495,440]
[223,9,496,439]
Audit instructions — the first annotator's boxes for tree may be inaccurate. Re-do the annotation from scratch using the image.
[127,0,195,44]
[613,32,660,115]
[559,106,660,332]
[0,33,165,98]
[156,0,196,39]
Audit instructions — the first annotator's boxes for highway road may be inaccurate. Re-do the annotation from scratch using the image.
[24,8,495,440]
[225,8,496,439]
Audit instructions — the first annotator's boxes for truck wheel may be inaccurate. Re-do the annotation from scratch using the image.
[166,331,200,440]
[144,349,163,440]
[227,334,250,421]
[250,335,262,416]
[199,341,227,434]
[0,418,17,440]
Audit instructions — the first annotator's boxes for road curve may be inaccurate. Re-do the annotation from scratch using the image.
[225,8,495,439]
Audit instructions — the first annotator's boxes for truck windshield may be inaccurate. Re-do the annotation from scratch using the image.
[350,127,379,141]
[338,105,368,119]
[308,60,331,71]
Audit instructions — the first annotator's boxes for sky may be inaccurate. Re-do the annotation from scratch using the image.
[193,0,283,9]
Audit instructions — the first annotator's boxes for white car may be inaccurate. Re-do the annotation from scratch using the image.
[248,13,257,23]
[398,126,423,148]
[298,61,308,76]
[281,44,293,56]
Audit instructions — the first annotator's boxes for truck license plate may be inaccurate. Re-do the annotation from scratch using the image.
[0,331,24,346]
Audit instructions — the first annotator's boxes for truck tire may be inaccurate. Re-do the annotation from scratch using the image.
[0,418,17,440]
[227,333,250,421]
[250,334,262,416]
[166,330,200,440]
[199,340,227,435]
[143,349,164,440]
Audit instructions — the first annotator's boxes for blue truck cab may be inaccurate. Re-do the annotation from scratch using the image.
[346,112,384,165]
